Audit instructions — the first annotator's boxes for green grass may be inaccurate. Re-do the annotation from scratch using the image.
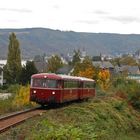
[0,97,14,115]
[1,97,140,140]
[115,132,140,140]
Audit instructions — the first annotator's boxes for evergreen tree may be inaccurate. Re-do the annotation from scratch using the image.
[20,61,38,85]
[4,33,22,84]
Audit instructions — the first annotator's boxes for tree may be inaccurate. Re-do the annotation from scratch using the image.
[4,33,22,84]
[120,56,137,66]
[111,56,137,66]
[98,69,110,91]
[47,55,63,73]
[20,61,38,85]
[71,49,81,66]
[72,56,95,79]
[78,67,94,79]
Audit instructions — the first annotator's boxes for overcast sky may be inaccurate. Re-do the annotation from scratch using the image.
[1,0,140,34]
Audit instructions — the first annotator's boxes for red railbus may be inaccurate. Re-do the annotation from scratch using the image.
[30,73,95,106]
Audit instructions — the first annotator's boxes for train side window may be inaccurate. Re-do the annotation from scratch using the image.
[64,80,78,88]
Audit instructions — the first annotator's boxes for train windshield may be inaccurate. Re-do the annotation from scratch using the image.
[31,78,57,88]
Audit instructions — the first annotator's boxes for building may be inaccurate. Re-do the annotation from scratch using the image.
[128,75,140,83]
[92,61,114,73]
[0,60,5,86]
[0,67,3,86]
[114,65,140,75]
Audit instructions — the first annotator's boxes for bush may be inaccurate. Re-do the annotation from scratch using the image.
[7,84,20,94]
[31,120,85,140]
[0,84,20,95]
[0,84,20,114]
[12,84,34,108]
[0,84,8,90]
[0,96,15,115]
[112,76,140,109]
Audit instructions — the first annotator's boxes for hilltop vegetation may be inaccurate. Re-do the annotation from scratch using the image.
[0,28,140,58]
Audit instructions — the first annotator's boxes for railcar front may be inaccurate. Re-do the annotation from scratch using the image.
[30,73,62,105]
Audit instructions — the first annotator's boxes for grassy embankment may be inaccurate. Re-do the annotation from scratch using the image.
[0,96,140,140]
[0,77,140,140]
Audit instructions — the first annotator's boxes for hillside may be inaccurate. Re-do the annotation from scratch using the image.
[0,28,140,58]
[1,97,140,140]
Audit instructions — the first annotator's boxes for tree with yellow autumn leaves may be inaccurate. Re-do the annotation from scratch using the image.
[72,56,95,79]
[12,84,35,108]
[98,69,110,91]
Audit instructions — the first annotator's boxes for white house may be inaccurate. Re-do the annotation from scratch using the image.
[0,66,3,86]
[0,60,5,86]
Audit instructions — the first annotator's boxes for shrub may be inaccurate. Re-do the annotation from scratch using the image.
[112,76,140,109]
[0,97,15,114]
[31,120,85,140]
[97,69,111,91]
[7,84,20,94]
[12,84,34,108]
[0,84,20,114]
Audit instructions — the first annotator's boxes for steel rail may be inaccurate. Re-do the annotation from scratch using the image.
[0,107,45,133]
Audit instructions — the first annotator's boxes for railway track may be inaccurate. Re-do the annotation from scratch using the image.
[0,107,46,133]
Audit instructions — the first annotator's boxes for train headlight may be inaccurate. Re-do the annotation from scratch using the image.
[52,91,55,95]
[33,90,36,94]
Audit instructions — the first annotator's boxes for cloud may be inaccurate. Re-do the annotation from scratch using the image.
[76,20,99,24]
[0,8,32,13]
[52,4,60,9]
[7,19,19,23]
[107,16,140,24]
[93,10,109,15]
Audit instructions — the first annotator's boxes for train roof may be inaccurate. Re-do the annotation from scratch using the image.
[78,77,95,82]
[31,73,62,80]
[58,74,80,81]
[31,73,95,82]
